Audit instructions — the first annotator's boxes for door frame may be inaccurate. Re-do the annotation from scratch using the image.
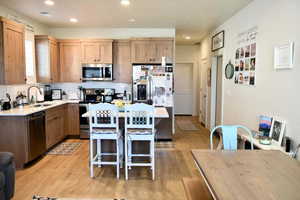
[174,62,198,116]
[210,55,224,129]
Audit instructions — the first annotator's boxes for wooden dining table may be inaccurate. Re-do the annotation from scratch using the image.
[192,150,300,200]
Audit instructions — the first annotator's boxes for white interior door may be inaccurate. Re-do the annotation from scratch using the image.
[174,63,193,115]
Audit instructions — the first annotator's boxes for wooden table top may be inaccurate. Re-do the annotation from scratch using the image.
[191,150,300,200]
[82,107,169,118]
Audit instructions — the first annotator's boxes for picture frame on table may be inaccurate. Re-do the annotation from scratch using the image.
[212,30,225,52]
[269,117,286,146]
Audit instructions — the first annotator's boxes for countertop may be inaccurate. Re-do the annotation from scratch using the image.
[0,100,80,117]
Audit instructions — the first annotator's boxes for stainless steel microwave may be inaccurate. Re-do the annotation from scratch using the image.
[82,64,113,81]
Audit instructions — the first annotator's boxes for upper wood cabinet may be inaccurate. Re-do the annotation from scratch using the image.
[59,40,82,83]
[35,35,59,83]
[113,40,132,83]
[81,39,113,64]
[131,38,174,64]
[0,17,26,85]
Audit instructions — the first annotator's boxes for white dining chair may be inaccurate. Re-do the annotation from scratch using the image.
[124,103,155,180]
[210,125,254,150]
[88,103,123,179]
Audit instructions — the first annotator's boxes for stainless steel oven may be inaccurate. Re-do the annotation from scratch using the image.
[79,104,90,138]
[82,64,113,81]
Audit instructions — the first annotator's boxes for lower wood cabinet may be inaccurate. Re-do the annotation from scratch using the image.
[66,104,80,135]
[45,105,66,149]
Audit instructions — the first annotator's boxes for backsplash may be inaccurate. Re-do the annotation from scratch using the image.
[51,82,131,100]
[0,84,42,101]
[0,82,131,102]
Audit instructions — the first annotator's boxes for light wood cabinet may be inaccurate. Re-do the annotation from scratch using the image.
[45,105,66,149]
[59,40,82,82]
[81,39,113,64]
[113,40,132,83]
[0,17,26,85]
[66,104,80,135]
[131,38,174,64]
[35,35,59,83]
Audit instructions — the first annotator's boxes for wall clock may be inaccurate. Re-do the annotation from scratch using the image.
[225,61,234,79]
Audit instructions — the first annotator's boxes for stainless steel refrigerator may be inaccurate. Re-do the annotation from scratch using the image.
[132,64,174,140]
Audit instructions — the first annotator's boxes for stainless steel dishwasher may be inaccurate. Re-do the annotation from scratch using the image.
[28,111,46,162]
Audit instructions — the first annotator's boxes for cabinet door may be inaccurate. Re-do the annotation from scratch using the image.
[147,42,158,63]
[46,115,59,149]
[155,40,174,63]
[81,42,100,63]
[99,42,113,64]
[131,40,148,63]
[3,23,26,84]
[35,38,51,83]
[50,40,59,82]
[67,104,80,135]
[59,41,81,82]
[113,40,132,83]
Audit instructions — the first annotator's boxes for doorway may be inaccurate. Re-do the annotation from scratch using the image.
[174,63,193,115]
[210,56,223,128]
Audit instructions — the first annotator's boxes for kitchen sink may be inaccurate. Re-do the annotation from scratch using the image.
[32,103,52,108]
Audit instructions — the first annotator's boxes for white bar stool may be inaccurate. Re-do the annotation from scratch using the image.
[88,103,123,179]
[124,103,155,180]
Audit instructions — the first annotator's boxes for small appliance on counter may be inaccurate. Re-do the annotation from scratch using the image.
[1,93,11,110]
[44,85,52,101]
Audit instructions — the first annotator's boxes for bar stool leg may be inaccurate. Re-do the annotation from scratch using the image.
[128,140,132,170]
[151,138,155,180]
[90,137,94,178]
[97,139,101,167]
[125,137,128,180]
[116,138,120,179]
[119,136,123,168]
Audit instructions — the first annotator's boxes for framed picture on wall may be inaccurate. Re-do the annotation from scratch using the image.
[269,117,286,146]
[212,30,225,52]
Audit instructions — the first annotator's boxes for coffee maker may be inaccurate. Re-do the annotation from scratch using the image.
[44,85,52,101]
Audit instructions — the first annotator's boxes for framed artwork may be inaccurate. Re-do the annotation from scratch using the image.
[274,42,294,69]
[269,117,286,146]
[51,89,62,100]
[258,115,273,137]
[212,30,225,52]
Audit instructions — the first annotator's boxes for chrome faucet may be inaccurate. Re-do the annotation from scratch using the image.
[27,86,42,104]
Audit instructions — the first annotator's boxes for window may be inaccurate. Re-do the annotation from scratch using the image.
[25,30,36,84]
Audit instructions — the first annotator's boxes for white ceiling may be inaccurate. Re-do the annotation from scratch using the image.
[0,0,252,44]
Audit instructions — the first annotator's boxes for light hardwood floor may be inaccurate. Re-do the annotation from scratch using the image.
[13,116,213,200]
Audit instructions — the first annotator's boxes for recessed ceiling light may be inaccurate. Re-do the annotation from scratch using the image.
[44,0,55,6]
[70,18,78,23]
[128,18,135,22]
[40,11,51,17]
[121,0,130,6]
[185,36,191,40]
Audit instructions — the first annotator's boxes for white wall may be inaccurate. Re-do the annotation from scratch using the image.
[200,0,300,149]
[49,28,175,39]
[0,5,48,35]
[175,45,200,116]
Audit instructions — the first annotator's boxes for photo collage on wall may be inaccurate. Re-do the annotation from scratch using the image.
[234,26,258,86]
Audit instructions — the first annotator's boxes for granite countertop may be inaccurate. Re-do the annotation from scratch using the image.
[0,100,80,117]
